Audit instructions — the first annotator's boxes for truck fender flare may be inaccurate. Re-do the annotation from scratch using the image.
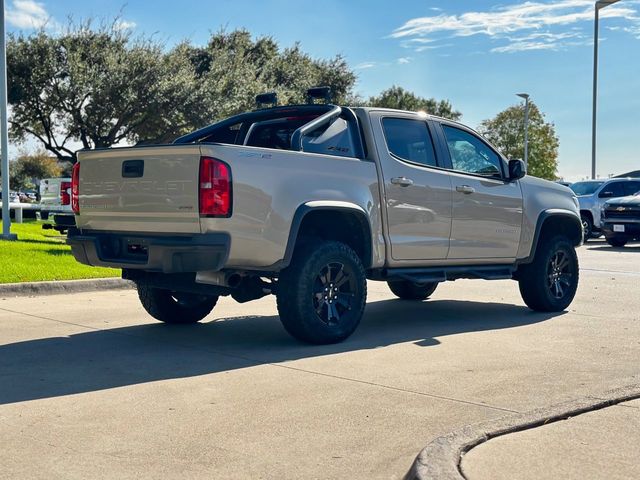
[281,201,373,269]
[518,209,583,265]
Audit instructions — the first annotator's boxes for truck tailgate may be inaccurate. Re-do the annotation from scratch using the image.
[76,145,202,233]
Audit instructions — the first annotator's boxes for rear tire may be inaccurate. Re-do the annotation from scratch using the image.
[387,280,438,300]
[606,236,628,247]
[137,283,218,324]
[276,241,367,344]
[518,235,579,312]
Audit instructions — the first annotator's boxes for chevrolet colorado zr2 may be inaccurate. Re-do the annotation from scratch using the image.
[68,89,583,344]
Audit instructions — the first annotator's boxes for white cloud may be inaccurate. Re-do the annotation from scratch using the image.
[397,57,411,64]
[391,0,640,53]
[354,61,377,70]
[6,0,50,29]
[113,19,137,31]
[623,25,640,38]
[415,43,453,52]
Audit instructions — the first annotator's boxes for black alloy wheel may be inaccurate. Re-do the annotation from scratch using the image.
[518,235,579,312]
[276,240,367,344]
[312,262,357,326]
[547,250,573,300]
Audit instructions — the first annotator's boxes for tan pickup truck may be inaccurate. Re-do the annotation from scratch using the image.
[68,91,582,344]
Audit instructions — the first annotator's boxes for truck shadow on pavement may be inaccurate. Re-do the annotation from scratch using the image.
[0,299,563,405]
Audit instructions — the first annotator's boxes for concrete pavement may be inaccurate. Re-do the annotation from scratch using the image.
[0,239,638,479]
[461,398,640,480]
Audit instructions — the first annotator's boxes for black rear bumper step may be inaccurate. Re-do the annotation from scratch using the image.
[67,229,230,274]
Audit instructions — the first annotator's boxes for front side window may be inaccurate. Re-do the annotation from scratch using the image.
[442,125,503,178]
[599,182,625,198]
[382,118,437,168]
[623,181,640,196]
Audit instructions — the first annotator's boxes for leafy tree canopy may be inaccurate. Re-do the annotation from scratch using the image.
[8,20,462,162]
[7,150,62,190]
[478,102,559,180]
[366,86,461,121]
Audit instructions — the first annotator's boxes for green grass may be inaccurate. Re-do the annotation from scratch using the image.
[0,220,119,284]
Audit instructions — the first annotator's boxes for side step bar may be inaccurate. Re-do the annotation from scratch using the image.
[382,265,516,283]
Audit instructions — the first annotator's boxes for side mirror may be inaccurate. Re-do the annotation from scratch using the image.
[508,159,526,181]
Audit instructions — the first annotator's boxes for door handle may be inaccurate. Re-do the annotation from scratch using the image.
[456,185,476,194]
[391,177,414,187]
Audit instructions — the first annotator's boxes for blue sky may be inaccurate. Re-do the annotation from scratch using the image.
[7,0,640,180]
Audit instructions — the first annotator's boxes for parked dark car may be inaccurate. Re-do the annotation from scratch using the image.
[601,193,640,247]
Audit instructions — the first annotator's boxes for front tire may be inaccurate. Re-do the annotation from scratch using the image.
[276,241,367,344]
[518,236,579,312]
[581,214,593,241]
[606,236,628,247]
[387,280,438,300]
[137,283,218,324]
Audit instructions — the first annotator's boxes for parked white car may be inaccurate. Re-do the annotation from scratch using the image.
[39,177,76,233]
[39,177,72,218]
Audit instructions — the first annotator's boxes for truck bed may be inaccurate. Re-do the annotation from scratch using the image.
[75,142,380,270]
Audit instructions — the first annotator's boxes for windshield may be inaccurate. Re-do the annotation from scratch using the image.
[570,181,604,196]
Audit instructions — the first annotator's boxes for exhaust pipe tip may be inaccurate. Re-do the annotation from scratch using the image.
[226,273,242,289]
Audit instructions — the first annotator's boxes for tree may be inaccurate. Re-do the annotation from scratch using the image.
[8,150,62,190]
[366,86,461,120]
[8,20,204,162]
[7,23,358,158]
[478,102,559,180]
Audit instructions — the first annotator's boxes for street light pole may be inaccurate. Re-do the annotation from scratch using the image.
[592,0,621,180]
[517,93,530,170]
[0,0,15,240]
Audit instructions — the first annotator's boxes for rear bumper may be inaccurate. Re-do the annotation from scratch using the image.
[40,206,72,214]
[67,229,230,273]
[53,214,76,227]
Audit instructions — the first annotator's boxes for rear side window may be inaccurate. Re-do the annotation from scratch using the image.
[382,118,437,168]
[442,125,503,178]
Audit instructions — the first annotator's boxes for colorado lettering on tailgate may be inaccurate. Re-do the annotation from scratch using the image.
[82,179,192,195]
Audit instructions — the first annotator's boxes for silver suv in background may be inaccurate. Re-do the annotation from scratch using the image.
[571,178,640,239]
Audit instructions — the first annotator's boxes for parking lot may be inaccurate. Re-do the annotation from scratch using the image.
[1,239,638,480]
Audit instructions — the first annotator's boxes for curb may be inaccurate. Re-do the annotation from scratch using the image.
[404,383,640,480]
[0,278,134,298]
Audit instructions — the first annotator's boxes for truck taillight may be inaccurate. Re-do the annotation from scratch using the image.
[199,156,231,217]
[60,181,72,205]
[71,162,80,214]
